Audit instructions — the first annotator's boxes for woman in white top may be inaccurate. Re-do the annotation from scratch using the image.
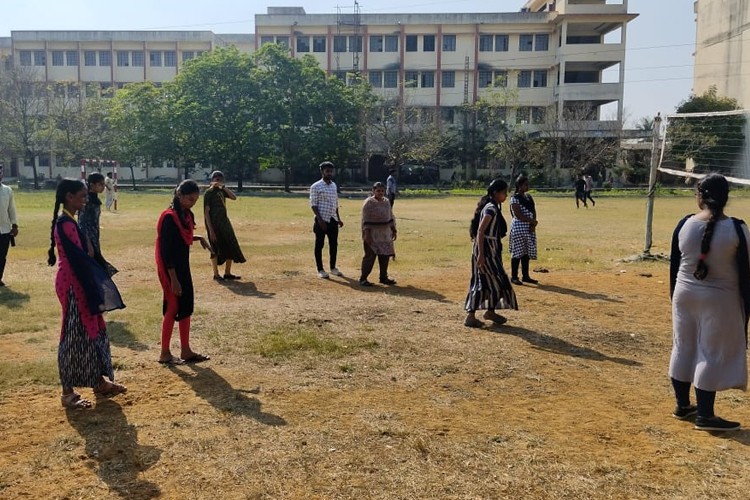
[669,173,750,431]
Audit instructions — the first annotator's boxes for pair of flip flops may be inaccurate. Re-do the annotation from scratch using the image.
[158,353,211,365]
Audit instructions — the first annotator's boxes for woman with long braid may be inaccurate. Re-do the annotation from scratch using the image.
[48,179,126,409]
[669,173,750,431]
[156,180,211,365]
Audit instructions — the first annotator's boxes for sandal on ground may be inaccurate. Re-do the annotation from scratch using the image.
[483,311,508,325]
[61,392,92,409]
[223,273,241,280]
[213,274,224,281]
[158,355,185,365]
[182,353,211,363]
[93,381,128,397]
[464,317,484,328]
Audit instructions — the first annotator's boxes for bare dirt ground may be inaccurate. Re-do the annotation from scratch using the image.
[0,194,749,499]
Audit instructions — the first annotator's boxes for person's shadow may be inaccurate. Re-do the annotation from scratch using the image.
[0,287,30,309]
[493,325,641,366]
[107,321,151,351]
[534,283,624,303]
[66,399,161,499]
[172,364,286,426]
[711,429,750,445]
[215,279,275,299]
[329,276,450,303]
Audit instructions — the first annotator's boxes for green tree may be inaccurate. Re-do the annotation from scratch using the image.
[670,85,744,173]
[170,47,265,189]
[108,82,175,189]
[0,64,56,189]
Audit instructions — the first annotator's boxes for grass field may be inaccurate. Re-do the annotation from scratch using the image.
[1,188,749,499]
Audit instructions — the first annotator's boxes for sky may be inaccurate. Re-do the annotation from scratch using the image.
[0,0,695,126]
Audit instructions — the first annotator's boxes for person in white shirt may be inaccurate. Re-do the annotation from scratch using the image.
[386,168,398,207]
[0,165,19,287]
[310,161,344,279]
[104,172,116,211]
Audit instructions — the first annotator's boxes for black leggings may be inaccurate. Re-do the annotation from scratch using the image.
[511,255,531,280]
[671,378,716,417]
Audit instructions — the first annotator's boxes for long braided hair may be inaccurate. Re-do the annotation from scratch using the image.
[47,179,87,266]
[693,173,729,280]
[469,178,508,239]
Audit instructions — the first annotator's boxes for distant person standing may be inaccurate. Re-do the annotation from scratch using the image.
[78,173,118,277]
[359,182,397,286]
[386,167,398,207]
[0,165,19,287]
[311,161,344,279]
[584,174,596,207]
[204,170,245,281]
[574,173,587,209]
[509,175,539,285]
[104,172,115,211]
[668,173,750,431]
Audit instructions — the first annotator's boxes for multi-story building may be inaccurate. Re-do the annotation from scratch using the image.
[693,0,750,108]
[255,1,636,135]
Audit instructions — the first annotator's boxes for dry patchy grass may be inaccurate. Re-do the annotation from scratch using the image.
[1,189,750,499]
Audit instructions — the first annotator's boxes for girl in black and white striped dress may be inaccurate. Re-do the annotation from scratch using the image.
[464,179,518,328]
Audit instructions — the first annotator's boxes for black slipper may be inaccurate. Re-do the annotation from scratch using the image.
[183,353,211,363]
[223,273,241,280]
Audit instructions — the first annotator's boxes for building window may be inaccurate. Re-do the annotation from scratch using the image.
[517,107,530,124]
[442,34,456,51]
[182,51,194,62]
[296,36,310,53]
[85,82,99,98]
[349,36,362,52]
[261,36,274,46]
[51,51,64,66]
[478,70,493,88]
[19,50,31,66]
[84,50,97,66]
[442,70,455,88]
[164,51,177,67]
[370,35,383,52]
[423,35,435,52]
[441,108,455,124]
[421,71,435,88]
[100,82,113,97]
[404,71,418,87]
[405,35,418,52]
[34,50,46,66]
[385,35,398,52]
[495,70,508,87]
[535,34,549,51]
[149,51,162,67]
[532,106,546,124]
[519,34,533,51]
[533,70,547,87]
[275,36,289,48]
[132,51,144,67]
[518,70,532,88]
[333,71,346,81]
[384,71,398,88]
[313,36,326,52]
[99,51,111,66]
[479,35,493,52]
[117,51,129,67]
[421,108,434,124]
[333,35,347,53]
[66,51,79,66]
[369,70,383,88]
[495,35,509,52]
[67,83,80,98]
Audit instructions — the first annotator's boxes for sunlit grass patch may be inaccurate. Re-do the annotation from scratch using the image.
[253,326,378,358]
[0,359,58,389]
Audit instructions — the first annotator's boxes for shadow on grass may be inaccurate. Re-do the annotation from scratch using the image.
[66,399,161,499]
[492,325,641,366]
[0,287,30,309]
[328,275,450,303]
[172,364,287,426]
[534,283,624,303]
[715,429,750,446]
[214,279,275,299]
[107,321,151,352]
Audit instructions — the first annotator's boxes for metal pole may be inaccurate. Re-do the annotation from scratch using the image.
[643,113,662,256]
